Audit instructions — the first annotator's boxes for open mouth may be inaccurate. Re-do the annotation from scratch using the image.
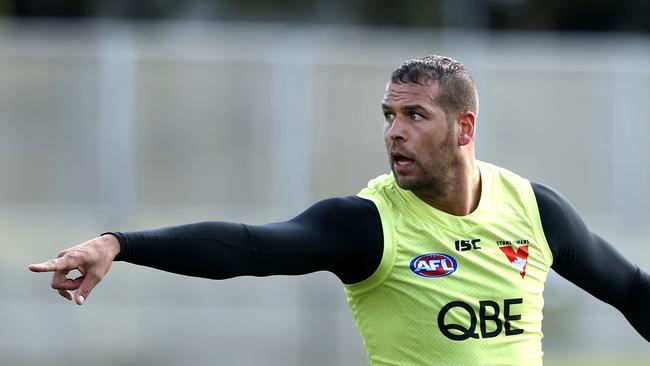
[391,152,415,167]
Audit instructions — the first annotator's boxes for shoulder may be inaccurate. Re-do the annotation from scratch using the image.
[478,161,531,198]
[530,182,588,245]
[477,163,571,214]
[530,182,577,215]
[308,196,378,214]
[358,173,410,210]
[297,196,380,226]
[359,174,397,195]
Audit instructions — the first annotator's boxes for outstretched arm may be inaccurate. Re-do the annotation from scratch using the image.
[533,182,650,341]
[112,196,382,283]
[29,196,384,304]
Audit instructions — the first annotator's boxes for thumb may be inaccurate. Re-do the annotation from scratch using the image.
[74,275,100,305]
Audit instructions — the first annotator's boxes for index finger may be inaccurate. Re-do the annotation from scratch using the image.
[28,258,76,273]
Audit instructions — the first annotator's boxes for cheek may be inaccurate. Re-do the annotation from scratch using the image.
[383,125,391,146]
[415,133,444,157]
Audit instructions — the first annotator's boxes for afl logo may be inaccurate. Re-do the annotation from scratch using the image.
[410,253,458,278]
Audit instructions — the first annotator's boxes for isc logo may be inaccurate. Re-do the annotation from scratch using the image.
[410,253,458,278]
[455,239,481,252]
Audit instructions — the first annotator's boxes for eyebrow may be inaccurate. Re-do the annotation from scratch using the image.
[402,105,428,113]
[381,103,427,111]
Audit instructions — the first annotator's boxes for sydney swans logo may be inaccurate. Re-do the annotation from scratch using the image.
[499,245,529,279]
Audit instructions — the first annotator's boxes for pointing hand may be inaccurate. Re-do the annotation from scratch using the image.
[29,234,121,305]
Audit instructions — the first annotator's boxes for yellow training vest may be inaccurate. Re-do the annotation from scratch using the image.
[345,161,553,366]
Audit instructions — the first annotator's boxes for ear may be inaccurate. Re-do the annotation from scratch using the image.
[457,111,476,146]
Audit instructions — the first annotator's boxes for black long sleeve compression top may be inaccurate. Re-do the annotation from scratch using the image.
[111,183,650,341]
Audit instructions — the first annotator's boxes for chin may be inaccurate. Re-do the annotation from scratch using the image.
[391,166,424,191]
[394,174,416,191]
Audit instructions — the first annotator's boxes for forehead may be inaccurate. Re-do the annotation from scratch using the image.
[382,80,441,108]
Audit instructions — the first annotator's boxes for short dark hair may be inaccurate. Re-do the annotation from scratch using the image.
[390,55,479,117]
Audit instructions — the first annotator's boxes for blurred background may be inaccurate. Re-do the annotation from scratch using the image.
[2,1,649,365]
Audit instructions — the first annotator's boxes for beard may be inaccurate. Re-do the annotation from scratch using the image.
[389,128,459,198]
[393,160,453,196]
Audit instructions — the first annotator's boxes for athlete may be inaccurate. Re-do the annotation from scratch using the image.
[30,55,650,365]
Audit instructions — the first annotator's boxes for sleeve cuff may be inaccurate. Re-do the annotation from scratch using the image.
[100,232,128,261]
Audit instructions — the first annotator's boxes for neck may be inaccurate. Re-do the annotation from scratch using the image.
[414,159,481,216]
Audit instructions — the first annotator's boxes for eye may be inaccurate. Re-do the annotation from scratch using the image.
[409,112,423,121]
[383,112,396,123]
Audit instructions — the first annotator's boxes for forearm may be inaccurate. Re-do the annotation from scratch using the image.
[620,267,650,341]
[554,231,650,341]
[111,221,259,279]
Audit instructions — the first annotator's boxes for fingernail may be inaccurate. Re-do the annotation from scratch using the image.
[78,296,85,304]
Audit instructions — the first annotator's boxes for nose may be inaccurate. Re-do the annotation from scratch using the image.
[386,116,407,141]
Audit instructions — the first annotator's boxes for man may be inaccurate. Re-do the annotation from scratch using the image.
[30,55,650,365]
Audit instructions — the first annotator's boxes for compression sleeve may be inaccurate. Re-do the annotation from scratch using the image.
[110,196,384,284]
[533,182,650,341]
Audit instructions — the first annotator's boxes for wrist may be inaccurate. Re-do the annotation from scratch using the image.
[99,233,121,259]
